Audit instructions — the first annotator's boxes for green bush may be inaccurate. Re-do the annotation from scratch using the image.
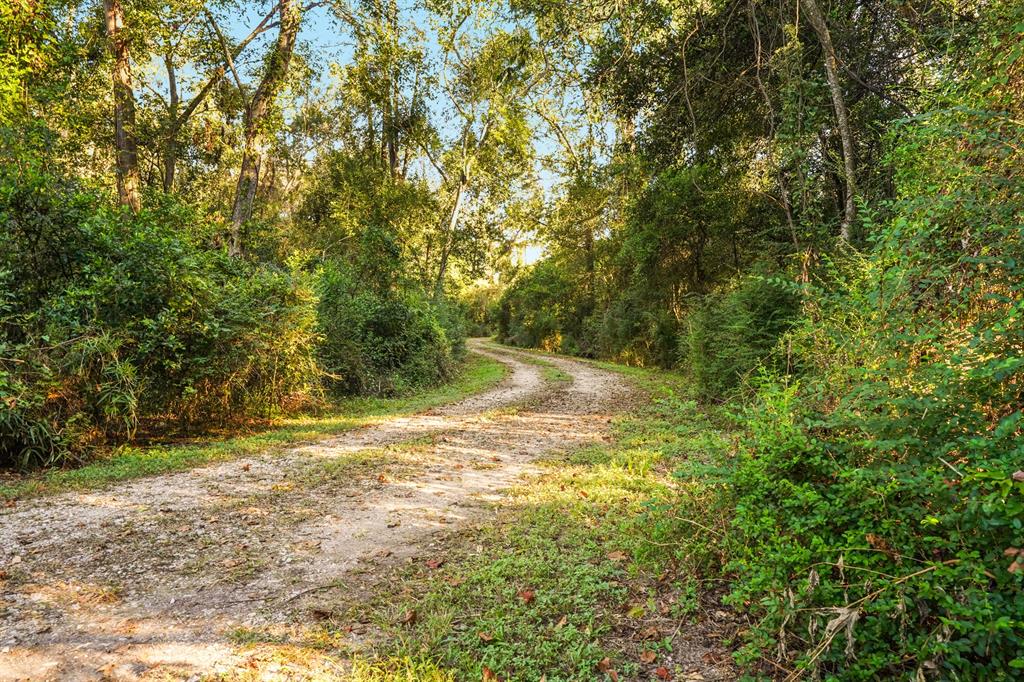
[0,170,320,468]
[716,24,1024,676]
[681,273,800,402]
[316,261,460,396]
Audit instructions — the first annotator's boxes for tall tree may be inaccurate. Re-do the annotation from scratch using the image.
[103,0,141,212]
[228,0,302,257]
[801,0,856,240]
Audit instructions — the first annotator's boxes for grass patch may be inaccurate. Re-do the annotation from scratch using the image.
[0,353,507,501]
[350,359,737,681]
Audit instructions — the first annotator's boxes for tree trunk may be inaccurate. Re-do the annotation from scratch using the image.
[434,175,467,298]
[104,0,141,212]
[229,0,302,257]
[802,0,856,240]
[163,53,178,193]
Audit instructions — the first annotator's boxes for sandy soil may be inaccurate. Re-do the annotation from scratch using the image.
[0,340,634,681]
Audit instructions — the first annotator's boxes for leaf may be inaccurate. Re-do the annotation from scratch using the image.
[398,609,416,625]
[446,576,465,587]
[425,558,445,569]
[638,626,660,639]
[554,615,568,628]
[517,588,535,604]
[655,666,673,680]
[640,650,657,664]
[482,666,501,681]
[597,657,613,672]
[478,630,495,642]
[606,551,628,562]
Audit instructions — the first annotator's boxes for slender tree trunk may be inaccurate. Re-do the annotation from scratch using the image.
[229,0,302,257]
[801,0,856,240]
[434,175,467,298]
[163,53,178,193]
[104,0,141,212]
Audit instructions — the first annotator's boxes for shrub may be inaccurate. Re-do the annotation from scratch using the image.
[316,261,460,396]
[718,22,1024,676]
[0,170,321,468]
[681,273,800,402]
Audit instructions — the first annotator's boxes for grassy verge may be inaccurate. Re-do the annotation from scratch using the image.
[0,353,507,501]
[346,359,739,681]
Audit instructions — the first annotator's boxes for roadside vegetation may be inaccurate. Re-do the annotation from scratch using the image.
[0,353,505,501]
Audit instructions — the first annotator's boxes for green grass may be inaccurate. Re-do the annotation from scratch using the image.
[351,358,736,681]
[0,353,507,501]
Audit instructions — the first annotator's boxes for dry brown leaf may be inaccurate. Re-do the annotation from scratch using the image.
[640,650,657,664]
[478,630,495,642]
[517,588,535,604]
[555,615,568,628]
[597,657,612,672]
[425,558,445,569]
[606,551,627,562]
[398,609,416,625]
[639,626,660,639]
[655,666,673,680]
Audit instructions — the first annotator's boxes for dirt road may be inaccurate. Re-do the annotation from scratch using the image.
[0,340,632,680]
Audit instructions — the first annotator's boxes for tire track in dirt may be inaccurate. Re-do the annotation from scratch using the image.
[0,340,633,681]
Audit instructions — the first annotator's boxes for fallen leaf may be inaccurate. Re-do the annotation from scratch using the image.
[655,666,673,680]
[482,666,500,681]
[554,616,568,628]
[578,489,589,498]
[425,558,445,569]
[241,463,251,472]
[478,630,495,642]
[490,456,501,462]
[606,551,628,562]
[446,576,465,587]
[640,650,657,664]
[638,626,660,640]
[378,473,389,483]
[597,657,612,673]
[517,588,535,604]
[609,671,619,681]
[398,610,416,625]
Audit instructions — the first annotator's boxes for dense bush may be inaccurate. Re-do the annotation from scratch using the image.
[0,170,320,467]
[681,273,799,401]
[716,23,1024,677]
[316,261,461,396]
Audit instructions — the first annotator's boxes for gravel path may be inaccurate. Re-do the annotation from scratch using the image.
[0,340,633,681]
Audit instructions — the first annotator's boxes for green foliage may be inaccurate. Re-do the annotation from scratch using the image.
[682,274,800,402]
[315,261,461,396]
[0,169,320,468]
[717,13,1024,676]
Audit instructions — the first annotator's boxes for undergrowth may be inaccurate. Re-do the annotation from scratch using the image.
[0,353,505,501]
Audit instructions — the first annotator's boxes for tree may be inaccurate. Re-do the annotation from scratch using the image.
[103,0,141,212]
[228,0,302,257]
[800,0,855,240]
